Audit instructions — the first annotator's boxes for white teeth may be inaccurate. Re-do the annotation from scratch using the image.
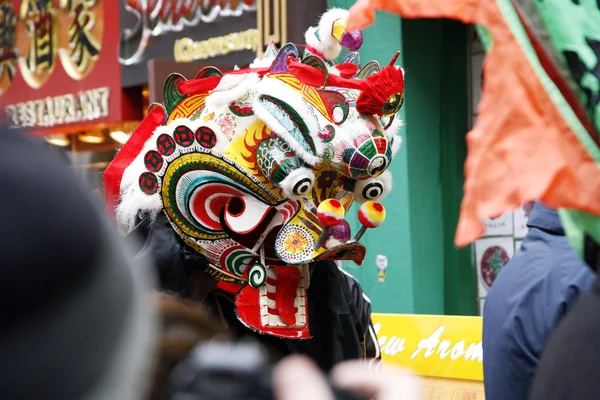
[259,265,308,328]
[262,297,306,308]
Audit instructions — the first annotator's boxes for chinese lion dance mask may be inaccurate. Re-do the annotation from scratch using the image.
[105,9,404,339]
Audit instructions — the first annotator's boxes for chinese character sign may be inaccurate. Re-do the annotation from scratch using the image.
[0,1,17,95]
[0,0,103,95]
[17,0,58,88]
[58,0,102,80]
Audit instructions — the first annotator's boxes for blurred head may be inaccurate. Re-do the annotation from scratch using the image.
[0,128,157,400]
[149,293,229,400]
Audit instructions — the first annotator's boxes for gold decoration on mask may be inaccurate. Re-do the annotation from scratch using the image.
[382,92,404,117]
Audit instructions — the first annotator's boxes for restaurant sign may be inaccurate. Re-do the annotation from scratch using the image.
[6,87,110,128]
[119,0,258,86]
[1,0,132,131]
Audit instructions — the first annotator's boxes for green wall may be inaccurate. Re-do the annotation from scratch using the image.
[328,1,477,315]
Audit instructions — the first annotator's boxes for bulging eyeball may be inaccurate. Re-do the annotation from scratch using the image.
[279,167,316,199]
[353,170,393,203]
[382,92,404,117]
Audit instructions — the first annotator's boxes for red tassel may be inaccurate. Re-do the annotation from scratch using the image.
[103,106,166,225]
[356,64,404,116]
[287,58,328,86]
[335,63,359,78]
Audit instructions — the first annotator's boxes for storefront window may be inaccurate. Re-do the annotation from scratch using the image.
[45,125,137,201]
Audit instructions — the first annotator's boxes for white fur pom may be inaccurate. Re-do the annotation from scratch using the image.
[385,117,404,157]
[305,8,350,61]
[278,167,316,200]
[250,56,274,68]
[353,170,393,203]
[391,134,402,158]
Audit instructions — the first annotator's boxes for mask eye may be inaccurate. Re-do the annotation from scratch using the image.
[382,92,404,117]
[362,182,384,200]
[353,171,392,203]
[293,177,313,196]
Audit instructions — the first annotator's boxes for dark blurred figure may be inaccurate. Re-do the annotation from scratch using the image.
[0,128,157,399]
[482,202,595,400]
[149,293,230,400]
[529,240,600,399]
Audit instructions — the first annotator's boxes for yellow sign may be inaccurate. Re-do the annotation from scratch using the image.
[371,314,483,381]
[174,29,260,63]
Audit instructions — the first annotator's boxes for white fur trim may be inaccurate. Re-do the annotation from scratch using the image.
[252,78,324,165]
[391,134,402,158]
[384,116,403,140]
[205,73,259,109]
[325,237,344,249]
[117,117,230,230]
[249,57,274,68]
[353,170,393,203]
[328,66,341,76]
[278,167,316,200]
[385,117,404,158]
[378,170,393,199]
[117,125,169,230]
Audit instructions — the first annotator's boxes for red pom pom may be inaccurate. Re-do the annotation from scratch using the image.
[356,65,404,116]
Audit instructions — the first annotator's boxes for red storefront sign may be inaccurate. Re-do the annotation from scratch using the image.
[0,0,136,134]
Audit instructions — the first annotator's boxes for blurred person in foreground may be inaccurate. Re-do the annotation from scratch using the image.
[482,202,594,400]
[155,293,421,400]
[0,127,418,400]
[529,242,600,398]
[0,127,157,399]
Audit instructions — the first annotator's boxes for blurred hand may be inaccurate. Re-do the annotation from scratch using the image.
[273,355,421,400]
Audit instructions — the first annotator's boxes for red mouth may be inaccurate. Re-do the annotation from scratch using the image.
[234,264,310,339]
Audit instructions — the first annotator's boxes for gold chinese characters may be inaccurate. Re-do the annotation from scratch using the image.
[0,0,103,95]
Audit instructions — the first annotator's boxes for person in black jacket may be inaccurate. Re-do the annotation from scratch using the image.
[129,212,381,372]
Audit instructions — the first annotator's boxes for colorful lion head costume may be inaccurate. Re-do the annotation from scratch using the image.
[105,9,404,339]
